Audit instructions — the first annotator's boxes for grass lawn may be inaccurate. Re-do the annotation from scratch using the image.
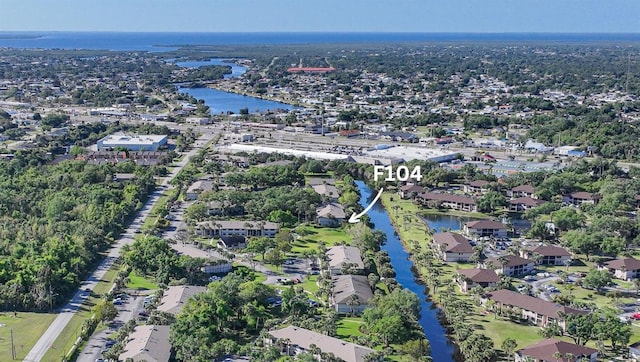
[299,275,319,296]
[291,225,350,254]
[41,264,121,361]
[127,270,158,291]
[0,312,57,361]
[336,317,365,339]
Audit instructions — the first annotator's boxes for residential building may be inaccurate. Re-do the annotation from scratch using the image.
[431,232,474,262]
[97,133,167,151]
[316,203,346,227]
[157,285,207,315]
[217,235,247,249]
[520,245,572,266]
[464,180,491,194]
[506,184,537,199]
[601,258,640,281]
[185,179,214,200]
[330,275,374,315]
[325,245,365,275]
[266,326,379,362]
[118,325,171,362]
[456,269,500,292]
[486,255,535,276]
[194,220,279,238]
[515,338,597,362]
[417,192,477,212]
[307,177,336,186]
[398,184,425,199]
[509,197,546,212]
[312,184,341,201]
[563,192,601,206]
[484,289,588,331]
[463,220,508,238]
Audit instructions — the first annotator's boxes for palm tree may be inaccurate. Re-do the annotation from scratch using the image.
[346,294,360,316]
[501,337,517,362]
[553,351,563,362]
[564,352,574,362]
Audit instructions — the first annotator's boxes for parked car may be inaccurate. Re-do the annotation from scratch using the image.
[631,313,640,320]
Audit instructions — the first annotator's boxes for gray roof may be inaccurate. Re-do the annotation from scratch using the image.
[119,325,171,362]
[331,274,373,305]
[326,245,365,270]
[316,203,346,219]
[196,220,279,230]
[312,184,341,198]
[268,326,376,362]
[157,285,207,315]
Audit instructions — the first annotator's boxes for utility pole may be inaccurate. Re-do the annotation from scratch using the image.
[11,328,16,360]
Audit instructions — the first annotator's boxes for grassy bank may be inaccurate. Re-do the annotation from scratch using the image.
[0,312,57,361]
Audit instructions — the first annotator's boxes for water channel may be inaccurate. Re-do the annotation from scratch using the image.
[174,58,298,115]
[356,181,456,362]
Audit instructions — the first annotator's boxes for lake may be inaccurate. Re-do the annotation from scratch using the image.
[356,181,455,362]
[175,58,298,115]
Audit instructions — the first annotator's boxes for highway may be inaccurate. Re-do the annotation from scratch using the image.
[23,135,211,362]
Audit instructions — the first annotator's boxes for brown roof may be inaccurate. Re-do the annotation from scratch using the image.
[517,339,597,361]
[468,180,490,187]
[570,191,600,200]
[509,197,545,207]
[399,184,425,193]
[604,257,640,271]
[486,289,588,319]
[458,268,500,283]
[418,192,476,205]
[119,325,171,362]
[512,184,536,193]
[529,245,572,257]
[432,232,474,253]
[465,220,506,230]
[331,275,374,305]
[488,255,534,268]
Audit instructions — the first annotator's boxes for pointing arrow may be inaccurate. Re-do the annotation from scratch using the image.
[349,187,384,223]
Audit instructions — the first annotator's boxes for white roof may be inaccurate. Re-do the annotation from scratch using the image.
[100,133,167,146]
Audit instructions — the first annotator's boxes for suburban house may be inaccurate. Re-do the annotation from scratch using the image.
[194,220,279,238]
[316,203,346,227]
[484,289,588,331]
[515,339,597,362]
[456,269,500,292]
[185,179,215,200]
[509,197,546,212]
[325,245,365,275]
[266,326,379,362]
[217,235,247,249]
[464,180,491,194]
[520,245,572,266]
[201,256,233,274]
[398,184,426,199]
[307,177,336,186]
[312,184,341,201]
[417,192,477,212]
[118,325,171,362]
[601,257,640,281]
[330,275,374,315]
[506,184,537,199]
[463,220,508,238]
[563,191,601,206]
[486,255,535,276]
[432,232,475,262]
[157,285,207,315]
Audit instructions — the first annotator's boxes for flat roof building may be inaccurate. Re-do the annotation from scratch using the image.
[97,133,168,151]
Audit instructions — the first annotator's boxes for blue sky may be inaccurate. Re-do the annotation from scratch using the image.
[1,0,639,33]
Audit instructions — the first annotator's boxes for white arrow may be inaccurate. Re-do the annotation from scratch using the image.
[349,187,384,223]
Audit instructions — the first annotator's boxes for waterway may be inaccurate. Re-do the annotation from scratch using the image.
[175,58,298,115]
[356,181,455,362]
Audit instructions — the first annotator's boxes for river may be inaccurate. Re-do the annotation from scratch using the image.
[175,58,299,115]
[356,181,455,362]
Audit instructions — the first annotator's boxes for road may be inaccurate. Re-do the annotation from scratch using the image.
[24,135,211,362]
[76,293,147,362]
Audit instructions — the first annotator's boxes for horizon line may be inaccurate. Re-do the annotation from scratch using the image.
[1,30,640,35]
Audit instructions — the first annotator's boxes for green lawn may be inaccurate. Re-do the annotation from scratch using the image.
[291,225,351,254]
[336,317,365,339]
[126,270,158,290]
[41,264,121,361]
[0,312,57,361]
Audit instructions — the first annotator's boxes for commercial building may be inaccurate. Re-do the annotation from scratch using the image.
[97,133,167,151]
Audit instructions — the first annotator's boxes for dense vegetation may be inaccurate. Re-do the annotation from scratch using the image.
[0,156,156,311]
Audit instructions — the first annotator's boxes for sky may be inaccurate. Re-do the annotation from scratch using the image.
[1,0,639,33]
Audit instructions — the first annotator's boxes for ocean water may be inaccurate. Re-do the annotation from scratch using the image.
[1,32,640,51]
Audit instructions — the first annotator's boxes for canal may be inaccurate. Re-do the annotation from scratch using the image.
[356,181,455,362]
